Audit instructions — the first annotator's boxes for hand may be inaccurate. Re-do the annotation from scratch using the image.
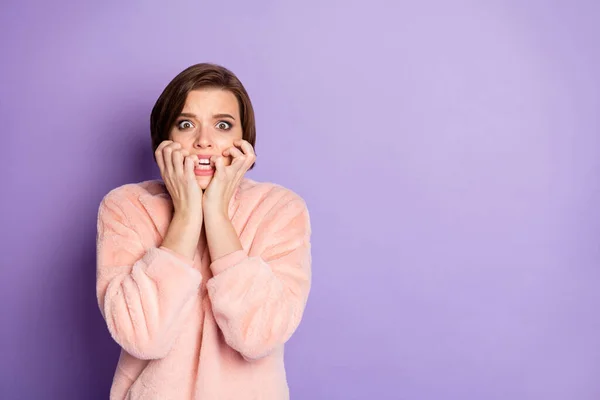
[155,140,203,218]
[203,139,256,218]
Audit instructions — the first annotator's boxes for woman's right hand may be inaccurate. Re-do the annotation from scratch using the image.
[155,140,203,218]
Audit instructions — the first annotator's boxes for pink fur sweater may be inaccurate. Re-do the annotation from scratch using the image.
[95,177,312,399]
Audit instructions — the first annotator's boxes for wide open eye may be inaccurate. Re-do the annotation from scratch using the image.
[177,120,194,130]
[216,121,232,130]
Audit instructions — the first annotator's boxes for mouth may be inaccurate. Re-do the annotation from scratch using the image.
[194,169,214,176]
[194,158,214,176]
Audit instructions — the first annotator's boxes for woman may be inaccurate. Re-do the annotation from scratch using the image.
[96,63,312,399]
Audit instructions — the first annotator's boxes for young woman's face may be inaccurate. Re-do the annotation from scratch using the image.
[169,88,243,189]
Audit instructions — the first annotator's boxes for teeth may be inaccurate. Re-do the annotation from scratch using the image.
[197,165,212,170]
[199,159,210,164]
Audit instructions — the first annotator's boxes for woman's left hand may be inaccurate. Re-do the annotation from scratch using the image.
[203,139,256,218]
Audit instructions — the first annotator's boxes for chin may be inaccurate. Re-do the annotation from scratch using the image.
[195,175,212,190]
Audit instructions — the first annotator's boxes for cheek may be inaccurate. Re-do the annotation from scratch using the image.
[169,134,190,148]
[215,140,237,165]
[223,128,243,145]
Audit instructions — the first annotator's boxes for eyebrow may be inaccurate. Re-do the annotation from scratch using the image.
[179,112,236,120]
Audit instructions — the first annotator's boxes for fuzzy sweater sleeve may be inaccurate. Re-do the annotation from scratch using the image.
[206,193,312,361]
[95,192,202,360]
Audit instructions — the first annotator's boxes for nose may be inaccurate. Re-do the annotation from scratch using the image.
[193,127,213,149]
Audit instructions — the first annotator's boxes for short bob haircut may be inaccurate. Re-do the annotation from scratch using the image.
[150,63,256,170]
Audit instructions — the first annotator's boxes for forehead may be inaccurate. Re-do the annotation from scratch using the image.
[181,88,239,117]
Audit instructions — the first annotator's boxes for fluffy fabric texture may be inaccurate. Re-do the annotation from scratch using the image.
[96,177,312,399]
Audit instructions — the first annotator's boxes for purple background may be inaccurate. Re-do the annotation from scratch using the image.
[1,1,599,399]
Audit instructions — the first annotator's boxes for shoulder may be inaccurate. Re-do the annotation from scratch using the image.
[100,179,168,210]
[97,179,172,236]
[237,178,310,235]
[237,177,308,213]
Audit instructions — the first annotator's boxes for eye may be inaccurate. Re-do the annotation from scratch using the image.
[177,120,194,130]
[216,121,232,130]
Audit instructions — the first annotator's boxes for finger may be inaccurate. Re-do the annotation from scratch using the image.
[234,139,255,156]
[225,151,245,171]
[224,146,244,160]
[212,155,226,174]
[155,140,174,172]
[228,145,247,167]
[156,151,165,175]
[163,143,181,178]
[156,140,174,155]
[234,139,256,167]
[173,148,189,177]
[184,154,197,182]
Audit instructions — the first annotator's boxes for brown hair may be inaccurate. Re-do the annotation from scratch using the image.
[150,63,256,170]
